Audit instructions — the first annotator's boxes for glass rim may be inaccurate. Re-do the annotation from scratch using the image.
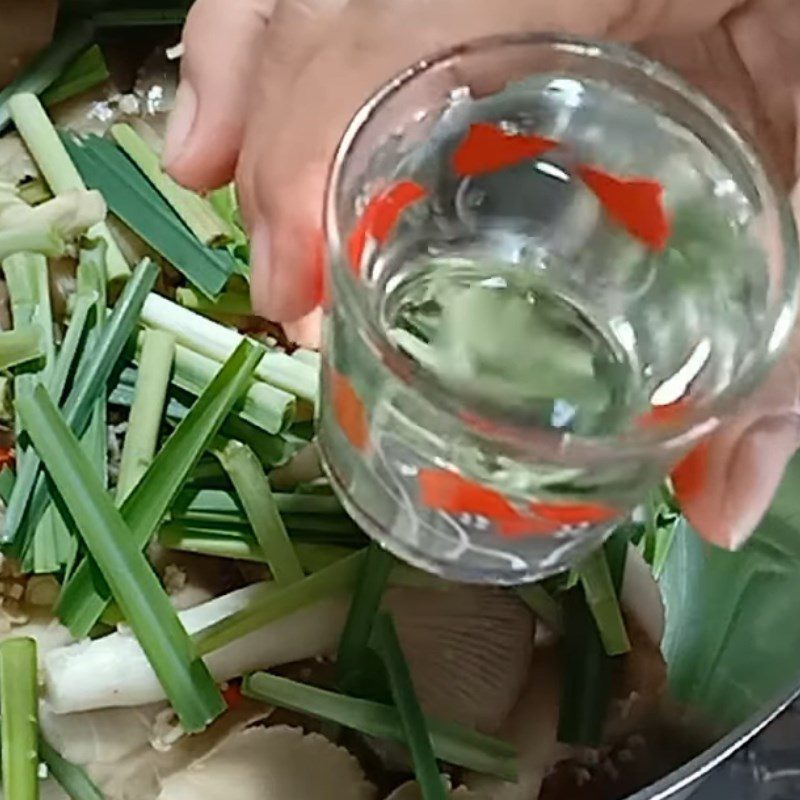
[323,31,800,461]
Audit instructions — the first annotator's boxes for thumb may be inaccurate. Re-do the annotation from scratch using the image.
[163,0,275,191]
[675,414,800,550]
[675,309,800,550]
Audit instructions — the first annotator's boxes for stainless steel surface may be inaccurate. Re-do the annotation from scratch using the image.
[690,701,800,799]
[627,684,800,799]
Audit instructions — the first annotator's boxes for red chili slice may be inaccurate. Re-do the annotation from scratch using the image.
[452,123,559,177]
[0,448,14,470]
[330,367,370,452]
[222,680,243,710]
[529,500,618,526]
[418,468,570,538]
[347,180,427,273]
[577,165,671,251]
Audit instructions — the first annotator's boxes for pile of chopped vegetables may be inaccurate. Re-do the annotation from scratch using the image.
[0,9,780,800]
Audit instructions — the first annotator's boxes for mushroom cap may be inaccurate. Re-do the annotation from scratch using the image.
[386,583,534,733]
[386,780,476,800]
[157,726,375,800]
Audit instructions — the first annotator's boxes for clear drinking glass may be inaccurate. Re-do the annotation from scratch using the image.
[317,34,799,584]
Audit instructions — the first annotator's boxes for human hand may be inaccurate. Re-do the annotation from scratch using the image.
[165,0,800,550]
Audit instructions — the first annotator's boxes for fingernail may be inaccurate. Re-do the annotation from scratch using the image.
[163,80,198,169]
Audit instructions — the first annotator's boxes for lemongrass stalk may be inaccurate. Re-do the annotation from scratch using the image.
[44,584,349,714]
[372,613,448,800]
[577,548,630,656]
[141,293,317,402]
[56,339,265,635]
[0,225,64,260]
[0,637,39,800]
[242,672,517,781]
[176,287,251,316]
[115,329,175,502]
[156,336,294,434]
[0,191,107,240]
[337,543,394,693]
[8,93,128,281]
[213,440,304,586]
[192,549,366,656]
[0,326,43,370]
[2,259,158,548]
[17,385,225,732]
[111,124,233,246]
[292,348,321,369]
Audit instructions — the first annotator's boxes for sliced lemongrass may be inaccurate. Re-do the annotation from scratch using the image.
[61,132,234,297]
[0,190,107,240]
[17,384,225,732]
[213,439,304,586]
[242,672,517,781]
[176,286,252,316]
[372,612,447,800]
[0,224,65,260]
[192,550,366,656]
[0,325,43,370]
[292,348,321,370]
[162,337,294,434]
[8,93,128,281]
[337,543,395,693]
[577,547,630,656]
[57,339,264,636]
[141,293,318,402]
[44,585,349,714]
[115,329,175,502]
[0,637,39,800]
[111,124,233,246]
[2,258,158,548]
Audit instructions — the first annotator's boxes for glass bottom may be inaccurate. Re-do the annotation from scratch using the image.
[318,432,614,585]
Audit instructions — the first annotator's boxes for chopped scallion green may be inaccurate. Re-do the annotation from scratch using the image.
[0,637,39,800]
[115,329,175,502]
[371,613,448,800]
[213,440,304,586]
[242,671,517,781]
[17,385,225,732]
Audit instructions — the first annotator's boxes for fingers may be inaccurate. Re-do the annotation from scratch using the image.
[677,323,800,549]
[163,0,275,191]
[236,0,742,322]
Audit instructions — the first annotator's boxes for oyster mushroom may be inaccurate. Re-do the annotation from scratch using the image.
[386,583,534,732]
[386,780,476,799]
[39,702,167,767]
[157,726,375,800]
[463,646,567,800]
[84,697,271,800]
